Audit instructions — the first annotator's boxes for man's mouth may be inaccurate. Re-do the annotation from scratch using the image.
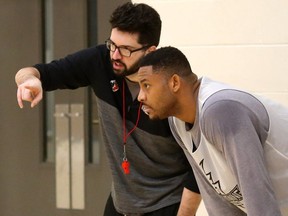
[141,104,151,115]
[112,60,124,70]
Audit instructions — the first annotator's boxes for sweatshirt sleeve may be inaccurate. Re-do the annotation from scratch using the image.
[201,93,282,216]
[34,45,107,91]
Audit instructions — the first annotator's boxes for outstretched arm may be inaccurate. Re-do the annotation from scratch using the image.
[15,67,43,108]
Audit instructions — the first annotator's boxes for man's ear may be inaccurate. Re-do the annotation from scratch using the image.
[145,45,157,54]
[170,74,181,93]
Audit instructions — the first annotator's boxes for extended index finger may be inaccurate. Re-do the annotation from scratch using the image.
[16,87,24,108]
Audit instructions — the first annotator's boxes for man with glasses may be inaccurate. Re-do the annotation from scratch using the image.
[15,2,201,216]
[106,39,151,58]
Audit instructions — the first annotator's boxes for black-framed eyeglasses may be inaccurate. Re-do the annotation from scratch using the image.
[105,39,150,57]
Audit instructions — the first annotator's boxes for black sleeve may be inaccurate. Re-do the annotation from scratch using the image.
[34,45,108,91]
[184,170,200,194]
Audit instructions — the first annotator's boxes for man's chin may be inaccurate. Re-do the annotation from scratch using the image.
[113,69,125,77]
[113,69,137,77]
[147,113,162,121]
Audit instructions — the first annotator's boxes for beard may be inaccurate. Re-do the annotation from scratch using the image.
[142,95,177,121]
[112,58,141,77]
[142,103,167,121]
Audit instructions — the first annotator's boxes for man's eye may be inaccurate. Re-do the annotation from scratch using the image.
[144,84,150,89]
[120,47,130,52]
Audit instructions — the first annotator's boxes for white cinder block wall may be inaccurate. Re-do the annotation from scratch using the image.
[133,0,288,215]
[133,0,288,106]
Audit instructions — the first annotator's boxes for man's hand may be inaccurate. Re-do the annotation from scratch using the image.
[15,67,42,108]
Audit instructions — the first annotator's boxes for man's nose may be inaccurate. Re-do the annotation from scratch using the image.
[137,88,146,102]
[112,48,122,59]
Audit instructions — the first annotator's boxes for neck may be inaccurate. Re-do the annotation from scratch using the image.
[176,79,201,124]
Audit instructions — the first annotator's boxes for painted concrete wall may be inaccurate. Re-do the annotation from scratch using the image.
[133,0,288,106]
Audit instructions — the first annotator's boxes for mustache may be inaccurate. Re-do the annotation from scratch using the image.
[112,59,124,65]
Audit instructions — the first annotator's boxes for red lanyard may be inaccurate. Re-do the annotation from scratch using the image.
[122,79,142,174]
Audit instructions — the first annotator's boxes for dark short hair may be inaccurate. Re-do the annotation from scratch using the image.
[139,46,193,77]
[110,2,161,47]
